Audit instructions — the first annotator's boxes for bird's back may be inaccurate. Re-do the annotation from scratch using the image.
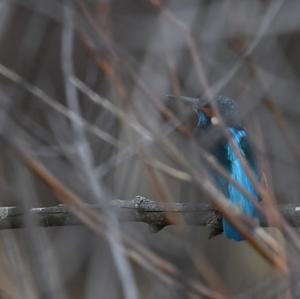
[212,127,259,241]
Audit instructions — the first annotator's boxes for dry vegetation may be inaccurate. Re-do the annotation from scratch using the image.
[0,0,300,298]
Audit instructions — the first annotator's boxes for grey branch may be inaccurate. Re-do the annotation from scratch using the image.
[0,196,299,231]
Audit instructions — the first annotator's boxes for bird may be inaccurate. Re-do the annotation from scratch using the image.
[167,95,260,241]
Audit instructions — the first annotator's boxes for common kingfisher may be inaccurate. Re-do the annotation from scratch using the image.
[170,95,260,241]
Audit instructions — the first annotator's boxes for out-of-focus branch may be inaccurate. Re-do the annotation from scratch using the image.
[0,196,299,231]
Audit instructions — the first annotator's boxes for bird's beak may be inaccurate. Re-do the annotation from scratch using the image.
[165,95,208,109]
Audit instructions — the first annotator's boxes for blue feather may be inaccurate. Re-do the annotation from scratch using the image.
[191,95,260,240]
[223,128,258,241]
[197,111,210,128]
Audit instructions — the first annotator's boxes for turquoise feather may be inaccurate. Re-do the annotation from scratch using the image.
[223,128,258,241]
[191,95,260,240]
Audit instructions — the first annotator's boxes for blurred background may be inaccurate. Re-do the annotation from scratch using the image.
[0,0,299,298]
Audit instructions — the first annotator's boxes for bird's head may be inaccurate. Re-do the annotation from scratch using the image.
[166,95,243,130]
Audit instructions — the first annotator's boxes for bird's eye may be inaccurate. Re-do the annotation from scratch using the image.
[197,111,209,128]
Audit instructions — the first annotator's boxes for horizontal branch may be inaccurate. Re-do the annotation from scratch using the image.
[0,196,299,233]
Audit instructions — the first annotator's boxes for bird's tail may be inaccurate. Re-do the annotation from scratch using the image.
[223,218,245,241]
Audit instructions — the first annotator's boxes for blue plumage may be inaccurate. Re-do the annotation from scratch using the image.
[167,94,260,240]
[223,128,258,241]
[195,96,259,240]
[197,111,210,128]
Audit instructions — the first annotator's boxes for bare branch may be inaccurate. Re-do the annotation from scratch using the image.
[0,197,299,232]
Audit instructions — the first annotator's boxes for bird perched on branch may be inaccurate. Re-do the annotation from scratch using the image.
[167,95,260,241]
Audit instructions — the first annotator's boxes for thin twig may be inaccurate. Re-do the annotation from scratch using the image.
[20,155,224,299]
